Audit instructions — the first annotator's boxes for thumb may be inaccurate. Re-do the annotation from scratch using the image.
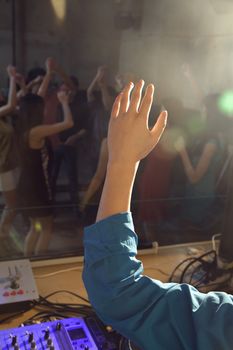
[151,110,168,144]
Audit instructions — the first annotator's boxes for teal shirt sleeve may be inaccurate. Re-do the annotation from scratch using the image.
[82,212,233,350]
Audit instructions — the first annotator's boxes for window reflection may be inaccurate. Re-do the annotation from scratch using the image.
[0,0,232,260]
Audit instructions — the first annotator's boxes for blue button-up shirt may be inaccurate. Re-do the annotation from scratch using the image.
[83,212,233,350]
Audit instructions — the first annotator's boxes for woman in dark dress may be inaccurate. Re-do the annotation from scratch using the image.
[17,90,73,256]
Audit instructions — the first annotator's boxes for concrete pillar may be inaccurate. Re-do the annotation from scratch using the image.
[14,0,26,72]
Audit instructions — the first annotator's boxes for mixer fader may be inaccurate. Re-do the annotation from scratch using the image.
[0,317,119,350]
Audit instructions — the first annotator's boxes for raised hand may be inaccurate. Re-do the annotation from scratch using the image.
[57,90,69,104]
[33,75,44,84]
[45,57,57,74]
[15,73,25,86]
[96,65,108,86]
[97,65,107,77]
[107,80,167,165]
[6,65,16,78]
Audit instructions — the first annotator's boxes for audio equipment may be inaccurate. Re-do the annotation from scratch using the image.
[0,259,39,313]
[0,316,120,350]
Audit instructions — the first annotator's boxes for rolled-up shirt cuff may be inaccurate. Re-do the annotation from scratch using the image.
[83,212,138,266]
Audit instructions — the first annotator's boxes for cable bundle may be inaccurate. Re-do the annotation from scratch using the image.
[168,250,233,292]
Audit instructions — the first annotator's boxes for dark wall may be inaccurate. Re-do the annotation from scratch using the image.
[0,0,122,88]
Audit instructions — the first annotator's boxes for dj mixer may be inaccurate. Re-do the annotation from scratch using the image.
[0,317,121,350]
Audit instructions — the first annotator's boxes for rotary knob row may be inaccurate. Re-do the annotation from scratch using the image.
[9,328,54,349]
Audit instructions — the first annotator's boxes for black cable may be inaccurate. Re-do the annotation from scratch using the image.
[168,256,198,282]
[0,290,93,327]
[168,249,233,294]
[31,298,94,320]
[40,290,90,304]
[188,261,205,285]
[0,308,32,325]
[196,270,233,290]
[191,268,209,288]
[119,336,133,350]
[178,250,216,283]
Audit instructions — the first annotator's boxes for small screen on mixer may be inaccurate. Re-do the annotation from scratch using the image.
[68,327,87,340]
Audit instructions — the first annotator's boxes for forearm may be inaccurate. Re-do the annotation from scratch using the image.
[26,80,34,91]
[37,72,52,98]
[0,77,17,116]
[179,149,196,183]
[56,65,75,91]
[26,78,41,92]
[87,77,98,102]
[61,102,73,128]
[100,85,114,111]
[82,177,103,208]
[74,129,86,140]
[8,76,16,110]
[96,162,138,222]
[17,84,27,99]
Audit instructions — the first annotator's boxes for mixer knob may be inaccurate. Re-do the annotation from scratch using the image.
[44,328,50,340]
[30,340,37,349]
[56,322,61,331]
[14,345,20,350]
[11,335,17,346]
[28,332,34,343]
[49,346,55,350]
[47,337,53,346]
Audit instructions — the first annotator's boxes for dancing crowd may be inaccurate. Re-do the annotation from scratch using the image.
[0,58,231,256]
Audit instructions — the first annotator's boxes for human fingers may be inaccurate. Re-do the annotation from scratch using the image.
[15,73,23,80]
[34,75,43,83]
[110,93,122,119]
[57,90,68,103]
[151,110,168,144]
[119,82,134,114]
[129,80,145,113]
[139,84,154,121]
[7,65,16,77]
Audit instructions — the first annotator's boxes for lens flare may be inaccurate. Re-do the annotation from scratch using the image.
[218,91,233,117]
[160,127,186,154]
[35,221,42,232]
[51,0,66,22]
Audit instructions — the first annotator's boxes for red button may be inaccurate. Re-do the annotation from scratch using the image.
[17,290,24,295]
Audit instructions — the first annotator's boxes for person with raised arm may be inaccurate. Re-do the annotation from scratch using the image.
[82,80,233,349]
[37,57,76,100]
[15,73,28,99]
[86,66,116,181]
[17,89,73,256]
[0,65,19,238]
[173,92,227,226]
[37,57,56,99]
[0,66,17,117]
[51,74,90,206]
[87,65,114,111]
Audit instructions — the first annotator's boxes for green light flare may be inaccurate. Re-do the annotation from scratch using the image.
[218,91,233,117]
